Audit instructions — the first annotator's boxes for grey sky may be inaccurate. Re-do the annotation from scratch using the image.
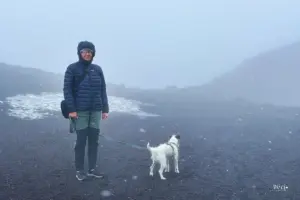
[0,0,299,89]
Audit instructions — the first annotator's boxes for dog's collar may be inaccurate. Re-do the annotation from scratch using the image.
[166,142,179,151]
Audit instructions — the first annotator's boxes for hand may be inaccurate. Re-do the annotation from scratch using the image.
[69,112,78,119]
[102,113,108,120]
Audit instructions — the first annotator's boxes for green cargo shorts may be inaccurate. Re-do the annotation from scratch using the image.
[71,111,102,131]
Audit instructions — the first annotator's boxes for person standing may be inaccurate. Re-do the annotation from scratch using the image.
[63,41,109,181]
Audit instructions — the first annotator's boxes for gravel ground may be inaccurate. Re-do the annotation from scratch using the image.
[0,101,300,200]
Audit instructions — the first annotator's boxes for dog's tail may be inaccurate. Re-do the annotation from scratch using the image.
[146,142,151,151]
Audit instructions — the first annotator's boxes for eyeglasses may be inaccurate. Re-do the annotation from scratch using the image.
[80,49,93,54]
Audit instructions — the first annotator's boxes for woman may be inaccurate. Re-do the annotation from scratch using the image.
[63,41,109,181]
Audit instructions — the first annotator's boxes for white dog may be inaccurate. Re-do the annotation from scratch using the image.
[146,134,180,180]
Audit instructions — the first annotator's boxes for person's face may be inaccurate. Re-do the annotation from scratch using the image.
[80,49,93,61]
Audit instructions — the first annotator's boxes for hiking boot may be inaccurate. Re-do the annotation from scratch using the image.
[87,169,104,179]
[76,170,86,181]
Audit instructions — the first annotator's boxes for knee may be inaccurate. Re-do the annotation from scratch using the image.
[75,137,87,150]
[88,128,100,146]
[89,127,100,134]
[75,141,86,152]
[89,140,99,147]
[75,136,86,144]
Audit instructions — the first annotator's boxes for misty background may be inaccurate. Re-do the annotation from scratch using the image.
[1,1,300,199]
[1,0,299,89]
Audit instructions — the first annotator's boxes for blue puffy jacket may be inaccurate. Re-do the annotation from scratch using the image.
[63,41,109,113]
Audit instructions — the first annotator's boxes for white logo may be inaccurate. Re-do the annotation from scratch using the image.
[273,184,288,192]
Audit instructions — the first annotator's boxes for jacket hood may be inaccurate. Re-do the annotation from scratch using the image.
[77,41,96,65]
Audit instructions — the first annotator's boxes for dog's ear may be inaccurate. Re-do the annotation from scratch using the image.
[175,135,180,139]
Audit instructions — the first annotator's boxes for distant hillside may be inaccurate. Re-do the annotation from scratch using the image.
[196,42,300,107]
[0,63,149,102]
[0,63,63,99]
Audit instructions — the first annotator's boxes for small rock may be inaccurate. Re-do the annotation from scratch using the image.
[139,128,146,133]
[100,190,112,197]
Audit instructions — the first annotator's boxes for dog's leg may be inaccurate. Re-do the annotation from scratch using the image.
[165,158,170,172]
[158,157,167,180]
[149,160,155,176]
[174,152,180,173]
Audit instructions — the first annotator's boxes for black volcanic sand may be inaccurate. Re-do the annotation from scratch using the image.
[1,101,300,200]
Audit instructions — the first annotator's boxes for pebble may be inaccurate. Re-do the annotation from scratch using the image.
[139,128,146,133]
[100,190,112,197]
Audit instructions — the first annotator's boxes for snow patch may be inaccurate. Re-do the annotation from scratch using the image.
[5,92,159,120]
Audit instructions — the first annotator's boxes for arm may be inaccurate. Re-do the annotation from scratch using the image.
[63,66,76,113]
[99,67,109,113]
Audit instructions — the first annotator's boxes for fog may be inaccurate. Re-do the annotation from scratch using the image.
[1,0,299,88]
